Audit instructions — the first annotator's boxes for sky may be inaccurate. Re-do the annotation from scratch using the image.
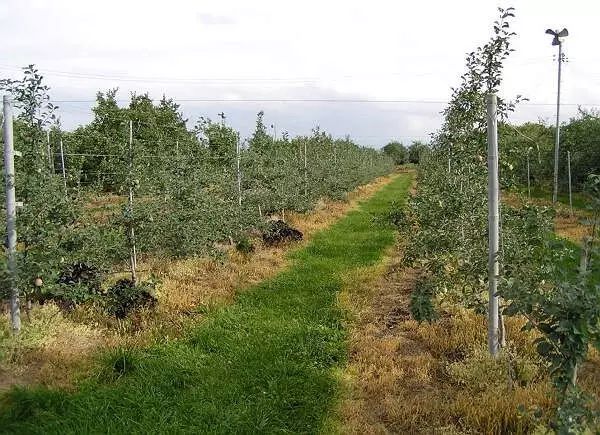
[0,0,598,148]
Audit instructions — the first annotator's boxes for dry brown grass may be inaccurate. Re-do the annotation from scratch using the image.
[553,214,591,244]
[581,349,600,413]
[82,193,125,224]
[0,304,117,390]
[0,174,399,391]
[334,241,600,434]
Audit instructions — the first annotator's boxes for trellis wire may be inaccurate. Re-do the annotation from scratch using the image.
[7,113,393,294]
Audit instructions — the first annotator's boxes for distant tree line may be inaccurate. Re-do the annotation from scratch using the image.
[498,108,600,191]
[382,140,429,165]
[382,108,600,191]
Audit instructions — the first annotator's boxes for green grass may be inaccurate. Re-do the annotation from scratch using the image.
[521,185,590,210]
[0,174,413,434]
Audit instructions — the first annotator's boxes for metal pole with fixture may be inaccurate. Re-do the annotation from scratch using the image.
[546,27,569,204]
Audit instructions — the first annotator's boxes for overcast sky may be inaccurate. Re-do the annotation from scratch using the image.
[0,1,598,147]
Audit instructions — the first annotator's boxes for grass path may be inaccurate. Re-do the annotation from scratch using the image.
[0,173,413,434]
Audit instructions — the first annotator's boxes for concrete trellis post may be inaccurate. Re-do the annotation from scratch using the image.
[567,150,573,216]
[3,95,21,333]
[59,139,67,194]
[304,141,308,197]
[46,130,53,171]
[526,148,531,200]
[486,94,500,357]
[236,135,242,207]
[128,120,138,283]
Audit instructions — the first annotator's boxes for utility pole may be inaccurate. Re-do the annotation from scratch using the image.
[128,120,137,283]
[218,112,226,127]
[3,95,21,333]
[486,94,500,357]
[553,41,564,204]
[546,28,569,204]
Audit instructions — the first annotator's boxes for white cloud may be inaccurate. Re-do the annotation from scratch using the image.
[197,12,236,25]
[0,0,597,147]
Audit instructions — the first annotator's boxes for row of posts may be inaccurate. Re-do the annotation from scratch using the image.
[235,129,315,213]
[0,91,579,340]
[525,144,573,215]
[1,100,344,333]
[0,96,133,333]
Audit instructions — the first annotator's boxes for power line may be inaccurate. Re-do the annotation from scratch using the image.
[0,65,444,85]
[0,56,570,84]
[48,97,600,107]
[50,97,449,104]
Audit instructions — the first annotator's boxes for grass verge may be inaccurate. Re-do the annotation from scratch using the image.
[336,241,600,434]
[335,207,600,433]
[512,186,590,210]
[0,174,397,392]
[0,173,413,434]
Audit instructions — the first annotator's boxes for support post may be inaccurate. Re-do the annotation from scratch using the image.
[486,94,500,357]
[527,150,531,199]
[59,139,67,194]
[236,135,242,207]
[128,120,137,283]
[579,236,590,275]
[3,95,20,333]
[567,150,573,216]
[304,141,308,197]
[46,130,53,171]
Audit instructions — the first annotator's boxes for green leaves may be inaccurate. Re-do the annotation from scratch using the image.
[0,69,394,313]
[382,141,408,165]
[409,276,439,323]
[400,7,599,431]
